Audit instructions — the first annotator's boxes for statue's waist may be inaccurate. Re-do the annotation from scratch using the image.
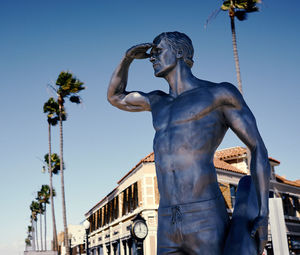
[155,162,216,173]
[159,193,223,211]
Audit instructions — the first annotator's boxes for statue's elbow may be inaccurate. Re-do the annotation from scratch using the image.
[107,96,116,107]
[107,95,114,105]
[107,95,122,109]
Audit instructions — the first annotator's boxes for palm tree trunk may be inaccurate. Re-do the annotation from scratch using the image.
[44,204,47,250]
[48,123,58,251]
[35,220,39,251]
[40,213,43,250]
[31,221,36,251]
[230,15,243,94]
[59,97,70,255]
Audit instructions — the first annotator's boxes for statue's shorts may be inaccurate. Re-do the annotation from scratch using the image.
[157,195,230,255]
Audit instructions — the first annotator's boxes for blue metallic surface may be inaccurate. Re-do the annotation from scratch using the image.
[108,32,270,255]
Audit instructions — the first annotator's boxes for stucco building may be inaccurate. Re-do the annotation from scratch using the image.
[84,147,300,255]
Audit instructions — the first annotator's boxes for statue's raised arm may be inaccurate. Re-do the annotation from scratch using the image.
[107,43,153,112]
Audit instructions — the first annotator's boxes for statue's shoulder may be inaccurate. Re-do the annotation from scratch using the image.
[149,90,168,96]
[212,82,244,107]
[216,82,240,95]
[214,82,242,98]
[148,90,169,104]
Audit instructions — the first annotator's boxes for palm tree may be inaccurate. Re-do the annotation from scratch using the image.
[35,192,45,251]
[25,225,33,251]
[25,237,31,251]
[37,185,53,250]
[43,98,65,251]
[30,201,40,250]
[28,219,36,251]
[220,0,261,94]
[27,225,33,241]
[30,216,36,250]
[55,71,85,255]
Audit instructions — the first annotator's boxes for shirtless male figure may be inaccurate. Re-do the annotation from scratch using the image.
[107,32,270,255]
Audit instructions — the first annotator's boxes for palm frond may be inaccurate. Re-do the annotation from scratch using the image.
[204,8,221,29]
[44,153,64,174]
[56,71,85,99]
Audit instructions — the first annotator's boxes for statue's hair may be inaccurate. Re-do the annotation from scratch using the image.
[153,32,194,68]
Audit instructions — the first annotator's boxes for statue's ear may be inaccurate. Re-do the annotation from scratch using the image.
[176,49,183,59]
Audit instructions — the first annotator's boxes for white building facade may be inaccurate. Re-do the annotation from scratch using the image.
[84,147,300,255]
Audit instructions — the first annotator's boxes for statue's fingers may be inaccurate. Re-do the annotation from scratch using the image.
[251,223,258,238]
[140,42,153,48]
[258,237,267,255]
[133,43,153,50]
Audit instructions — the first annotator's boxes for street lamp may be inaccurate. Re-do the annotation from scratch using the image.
[83,220,90,255]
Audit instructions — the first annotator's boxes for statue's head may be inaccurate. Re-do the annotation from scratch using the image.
[152,32,194,68]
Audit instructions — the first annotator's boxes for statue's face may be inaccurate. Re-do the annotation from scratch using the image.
[150,39,177,77]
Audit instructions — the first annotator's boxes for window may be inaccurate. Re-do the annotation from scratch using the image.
[128,185,133,212]
[133,182,138,209]
[114,196,119,220]
[281,193,297,217]
[121,182,139,216]
[230,184,237,208]
[122,189,128,216]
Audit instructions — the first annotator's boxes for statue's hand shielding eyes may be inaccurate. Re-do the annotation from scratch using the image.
[125,43,153,60]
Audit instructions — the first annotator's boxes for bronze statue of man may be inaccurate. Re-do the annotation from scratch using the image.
[108,32,270,255]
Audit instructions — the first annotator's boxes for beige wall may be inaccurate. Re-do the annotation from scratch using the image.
[85,156,300,254]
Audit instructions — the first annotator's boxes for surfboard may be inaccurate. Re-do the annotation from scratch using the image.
[223,175,260,255]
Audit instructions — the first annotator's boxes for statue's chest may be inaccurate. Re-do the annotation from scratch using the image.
[151,92,217,131]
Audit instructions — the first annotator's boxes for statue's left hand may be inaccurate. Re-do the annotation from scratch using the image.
[251,215,268,255]
[125,43,153,60]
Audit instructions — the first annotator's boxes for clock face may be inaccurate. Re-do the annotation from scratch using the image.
[133,221,148,239]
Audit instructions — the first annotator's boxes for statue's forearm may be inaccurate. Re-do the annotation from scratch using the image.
[250,144,271,216]
[107,56,133,102]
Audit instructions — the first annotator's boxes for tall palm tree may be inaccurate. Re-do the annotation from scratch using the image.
[25,237,31,251]
[55,71,85,255]
[36,192,45,251]
[25,225,33,250]
[220,0,261,94]
[37,185,53,250]
[28,218,36,251]
[30,201,40,250]
[43,97,65,251]
[30,216,36,250]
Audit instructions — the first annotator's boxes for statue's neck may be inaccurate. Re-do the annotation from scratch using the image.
[165,61,197,97]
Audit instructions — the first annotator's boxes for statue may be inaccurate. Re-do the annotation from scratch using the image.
[107,32,270,255]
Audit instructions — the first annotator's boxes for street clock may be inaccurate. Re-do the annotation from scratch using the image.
[131,220,148,240]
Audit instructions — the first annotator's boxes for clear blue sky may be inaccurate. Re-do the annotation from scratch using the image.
[0,0,299,254]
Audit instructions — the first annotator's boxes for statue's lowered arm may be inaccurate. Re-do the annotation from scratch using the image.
[107,43,153,112]
[222,85,270,254]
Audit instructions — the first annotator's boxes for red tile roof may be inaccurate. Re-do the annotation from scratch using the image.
[85,186,118,216]
[213,157,245,174]
[275,174,300,188]
[269,157,281,164]
[87,147,299,216]
[214,147,247,160]
[118,147,296,187]
[117,152,155,184]
[118,150,247,185]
